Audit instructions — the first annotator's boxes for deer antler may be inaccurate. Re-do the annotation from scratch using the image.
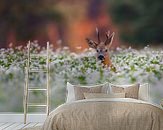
[86,38,98,49]
[96,28,101,44]
[105,31,115,48]
[104,30,110,45]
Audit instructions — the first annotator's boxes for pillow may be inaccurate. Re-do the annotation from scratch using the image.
[161,99,163,107]
[139,83,150,101]
[84,93,126,99]
[66,82,76,103]
[110,83,140,99]
[74,86,102,100]
[66,82,110,103]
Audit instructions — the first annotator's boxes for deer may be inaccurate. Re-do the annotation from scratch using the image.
[86,28,115,70]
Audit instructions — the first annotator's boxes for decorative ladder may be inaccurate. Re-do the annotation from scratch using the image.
[24,42,50,124]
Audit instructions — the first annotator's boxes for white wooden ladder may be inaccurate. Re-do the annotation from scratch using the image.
[24,42,50,124]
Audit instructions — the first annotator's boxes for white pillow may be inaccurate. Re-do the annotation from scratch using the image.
[66,82,76,103]
[139,83,150,101]
[66,82,110,103]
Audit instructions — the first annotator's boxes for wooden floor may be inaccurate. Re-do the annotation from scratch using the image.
[0,122,43,130]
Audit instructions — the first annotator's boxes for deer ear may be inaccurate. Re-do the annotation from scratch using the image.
[105,32,115,48]
[86,38,97,49]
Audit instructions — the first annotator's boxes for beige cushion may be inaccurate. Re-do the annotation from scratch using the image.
[66,82,110,102]
[74,86,102,100]
[110,83,140,99]
[84,93,126,99]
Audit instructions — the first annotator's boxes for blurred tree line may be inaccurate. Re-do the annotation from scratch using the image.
[0,0,163,47]
[0,0,62,47]
[108,0,163,46]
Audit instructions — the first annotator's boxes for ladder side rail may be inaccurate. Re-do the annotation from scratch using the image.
[46,42,50,116]
[24,41,31,124]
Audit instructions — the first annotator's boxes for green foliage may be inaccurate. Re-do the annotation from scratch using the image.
[0,44,163,112]
[108,0,163,45]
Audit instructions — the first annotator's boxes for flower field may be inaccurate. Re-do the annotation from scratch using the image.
[0,43,163,112]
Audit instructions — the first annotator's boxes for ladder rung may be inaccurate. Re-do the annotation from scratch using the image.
[27,103,47,107]
[28,88,47,91]
[30,54,47,57]
[29,69,47,72]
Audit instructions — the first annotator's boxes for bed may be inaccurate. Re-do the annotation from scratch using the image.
[42,82,163,130]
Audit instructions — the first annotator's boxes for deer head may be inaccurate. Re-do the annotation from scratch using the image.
[86,28,115,67]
